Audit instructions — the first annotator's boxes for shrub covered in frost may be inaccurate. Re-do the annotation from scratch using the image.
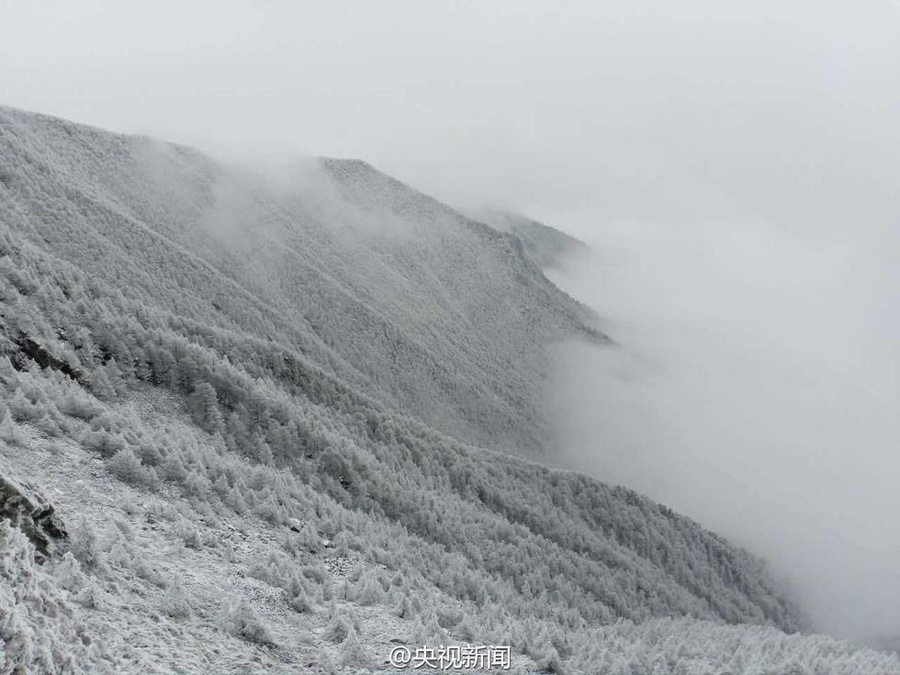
[107,448,158,488]
[217,598,274,646]
[161,579,193,619]
[0,520,112,673]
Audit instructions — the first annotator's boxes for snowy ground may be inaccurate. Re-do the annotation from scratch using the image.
[1,389,537,674]
[2,388,898,674]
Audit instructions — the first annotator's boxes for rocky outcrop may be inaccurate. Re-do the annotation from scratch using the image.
[0,472,66,563]
[11,335,84,383]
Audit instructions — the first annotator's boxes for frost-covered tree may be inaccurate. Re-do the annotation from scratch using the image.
[107,448,157,487]
[88,365,117,400]
[189,381,223,434]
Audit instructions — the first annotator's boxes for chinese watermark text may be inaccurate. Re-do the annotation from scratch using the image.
[389,644,511,670]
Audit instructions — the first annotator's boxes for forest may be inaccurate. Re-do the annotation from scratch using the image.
[1,106,897,673]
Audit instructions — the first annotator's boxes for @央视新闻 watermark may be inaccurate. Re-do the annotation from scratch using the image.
[389,644,511,670]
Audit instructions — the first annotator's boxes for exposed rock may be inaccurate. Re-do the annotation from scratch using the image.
[0,471,67,563]
[12,334,84,383]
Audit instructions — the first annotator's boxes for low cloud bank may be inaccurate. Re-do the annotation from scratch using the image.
[544,217,900,642]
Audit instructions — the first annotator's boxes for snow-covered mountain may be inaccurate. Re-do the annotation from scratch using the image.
[0,105,605,456]
[475,208,588,271]
[1,106,896,674]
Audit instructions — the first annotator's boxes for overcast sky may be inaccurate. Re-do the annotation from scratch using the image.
[3,0,900,643]
[2,1,897,221]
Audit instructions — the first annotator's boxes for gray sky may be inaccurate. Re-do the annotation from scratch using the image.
[3,0,900,642]
[3,1,897,221]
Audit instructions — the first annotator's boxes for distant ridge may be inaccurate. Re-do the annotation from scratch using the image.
[475,207,588,271]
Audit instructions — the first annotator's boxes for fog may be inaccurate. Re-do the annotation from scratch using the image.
[543,216,900,642]
[3,0,899,644]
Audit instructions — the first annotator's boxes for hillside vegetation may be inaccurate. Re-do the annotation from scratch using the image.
[2,106,896,673]
[476,208,588,271]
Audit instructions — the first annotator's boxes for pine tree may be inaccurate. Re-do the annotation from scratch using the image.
[107,448,155,487]
[87,364,114,398]
[189,382,223,434]
[8,389,39,422]
[289,586,312,613]
[339,627,372,669]
[0,399,24,444]
[161,454,188,483]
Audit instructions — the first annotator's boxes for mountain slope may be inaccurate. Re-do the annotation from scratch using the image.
[1,106,882,674]
[476,207,588,271]
[0,105,603,455]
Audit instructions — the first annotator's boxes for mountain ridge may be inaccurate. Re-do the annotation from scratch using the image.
[475,207,589,271]
[0,103,604,455]
[3,105,893,674]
